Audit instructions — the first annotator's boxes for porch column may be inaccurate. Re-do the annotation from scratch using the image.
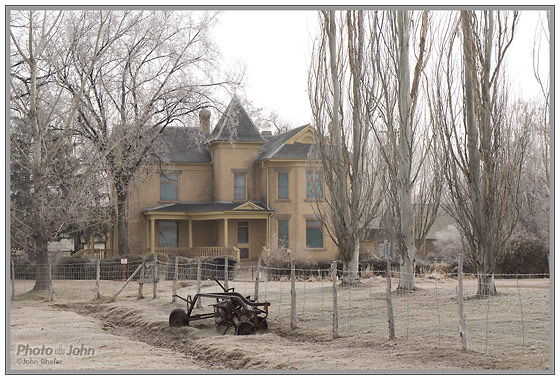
[146,219,150,250]
[224,218,229,247]
[150,218,156,254]
[266,216,270,248]
[188,219,193,248]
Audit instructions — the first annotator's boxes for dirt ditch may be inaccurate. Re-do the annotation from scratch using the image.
[45,300,543,371]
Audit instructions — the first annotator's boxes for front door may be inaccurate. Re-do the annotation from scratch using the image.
[237,221,249,259]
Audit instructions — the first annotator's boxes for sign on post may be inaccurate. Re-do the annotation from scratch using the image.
[121,258,128,281]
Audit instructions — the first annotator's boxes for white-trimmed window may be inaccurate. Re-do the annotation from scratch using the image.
[160,171,178,201]
[278,172,289,199]
[234,173,247,201]
[306,219,323,248]
[306,172,323,199]
[278,219,289,248]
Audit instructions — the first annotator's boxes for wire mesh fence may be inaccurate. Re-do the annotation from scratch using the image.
[10,258,550,361]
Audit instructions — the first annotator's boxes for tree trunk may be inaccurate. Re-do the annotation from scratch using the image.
[399,252,416,291]
[395,10,417,291]
[477,273,496,296]
[342,244,360,285]
[73,233,82,253]
[115,182,130,257]
[33,238,50,291]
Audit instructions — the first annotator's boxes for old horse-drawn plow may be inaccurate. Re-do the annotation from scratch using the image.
[169,277,270,335]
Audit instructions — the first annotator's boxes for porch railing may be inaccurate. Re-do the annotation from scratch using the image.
[154,247,240,262]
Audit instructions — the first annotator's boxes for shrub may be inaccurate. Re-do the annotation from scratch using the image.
[497,237,549,274]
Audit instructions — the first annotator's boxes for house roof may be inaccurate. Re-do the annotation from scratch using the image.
[141,201,272,214]
[147,100,315,164]
[255,125,312,161]
[148,127,211,164]
[209,96,267,143]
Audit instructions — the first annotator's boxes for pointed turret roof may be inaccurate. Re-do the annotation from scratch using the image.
[209,96,267,143]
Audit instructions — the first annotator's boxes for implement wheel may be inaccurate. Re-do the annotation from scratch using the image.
[256,316,268,331]
[169,308,189,327]
[236,321,256,335]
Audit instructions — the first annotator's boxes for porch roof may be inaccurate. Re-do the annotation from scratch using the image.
[141,201,273,215]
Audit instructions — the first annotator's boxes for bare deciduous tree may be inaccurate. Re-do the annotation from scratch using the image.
[58,11,238,256]
[430,10,527,295]
[309,10,383,284]
[10,10,112,290]
[371,10,437,290]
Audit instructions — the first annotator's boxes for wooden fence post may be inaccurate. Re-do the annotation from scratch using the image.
[172,256,179,303]
[290,258,296,329]
[48,262,53,302]
[385,242,395,339]
[458,253,467,350]
[196,258,202,308]
[112,264,143,301]
[224,256,229,291]
[95,259,100,300]
[332,260,339,338]
[11,260,15,301]
[152,255,158,299]
[138,258,145,299]
[254,255,261,300]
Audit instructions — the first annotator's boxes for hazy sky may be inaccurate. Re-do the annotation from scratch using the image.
[212,10,550,128]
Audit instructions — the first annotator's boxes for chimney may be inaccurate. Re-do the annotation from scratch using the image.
[261,130,272,137]
[199,108,211,133]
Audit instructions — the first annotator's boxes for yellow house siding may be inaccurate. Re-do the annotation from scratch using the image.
[263,160,337,262]
[127,163,212,255]
[210,142,263,202]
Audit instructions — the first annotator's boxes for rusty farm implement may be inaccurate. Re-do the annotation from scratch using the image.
[169,276,270,335]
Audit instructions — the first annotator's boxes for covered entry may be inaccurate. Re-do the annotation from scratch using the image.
[141,201,272,261]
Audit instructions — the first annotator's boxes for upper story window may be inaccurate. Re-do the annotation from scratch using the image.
[306,172,323,199]
[278,172,289,199]
[234,173,247,201]
[160,171,178,201]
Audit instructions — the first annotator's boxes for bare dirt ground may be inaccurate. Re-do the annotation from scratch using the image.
[8,275,551,372]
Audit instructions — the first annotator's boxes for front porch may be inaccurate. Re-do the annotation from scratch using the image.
[142,201,273,262]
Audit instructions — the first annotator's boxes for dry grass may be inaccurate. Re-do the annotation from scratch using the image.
[9,272,550,371]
